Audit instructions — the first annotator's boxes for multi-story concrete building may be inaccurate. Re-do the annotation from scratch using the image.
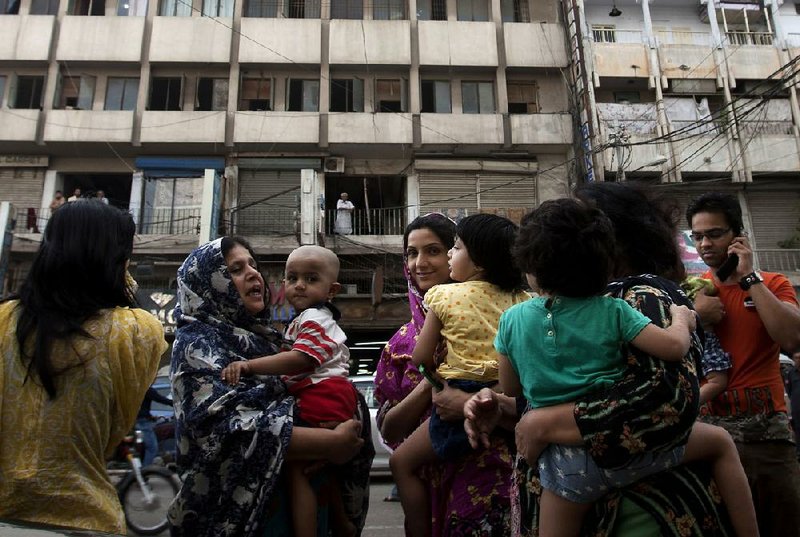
[573,0,800,284]
[0,0,573,344]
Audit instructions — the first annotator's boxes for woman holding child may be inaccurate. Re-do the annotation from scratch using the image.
[375,213,515,536]
[168,237,371,537]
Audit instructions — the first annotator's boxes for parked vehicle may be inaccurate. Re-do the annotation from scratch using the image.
[351,374,392,476]
[108,429,180,535]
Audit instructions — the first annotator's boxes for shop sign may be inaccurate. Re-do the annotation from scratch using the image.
[0,155,49,167]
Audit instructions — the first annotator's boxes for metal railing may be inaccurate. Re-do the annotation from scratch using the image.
[14,208,49,234]
[226,207,298,236]
[756,249,800,273]
[726,31,773,46]
[656,30,713,46]
[591,28,644,44]
[138,207,201,235]
[738,120,794,137]
[325,207,406,236]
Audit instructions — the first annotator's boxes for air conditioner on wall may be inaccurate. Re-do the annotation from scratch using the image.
[324,156,345,173]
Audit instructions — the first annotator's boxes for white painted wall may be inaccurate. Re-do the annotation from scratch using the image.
[56,17,145,62]
[0,16,54,61]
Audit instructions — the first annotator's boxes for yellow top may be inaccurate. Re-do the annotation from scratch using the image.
[0,301,167,534]
[426,281,529,382]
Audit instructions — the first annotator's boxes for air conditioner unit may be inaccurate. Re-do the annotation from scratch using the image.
[324,156,345,174]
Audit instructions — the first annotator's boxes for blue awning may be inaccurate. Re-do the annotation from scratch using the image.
[135,157,225,177]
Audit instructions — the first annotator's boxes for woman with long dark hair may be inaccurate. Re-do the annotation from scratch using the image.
[0,201,168,533]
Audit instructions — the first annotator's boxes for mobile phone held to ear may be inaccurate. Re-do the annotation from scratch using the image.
[716,253,739,282]
[418,363,444,391]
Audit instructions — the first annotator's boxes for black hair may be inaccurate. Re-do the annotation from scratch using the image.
[515,199,614,297]
[685,192,743,236]
[574,181,687,283]
[15,201,136,399]
[403,213,457,254]
[456,213,522,292]
[221,236,259,270]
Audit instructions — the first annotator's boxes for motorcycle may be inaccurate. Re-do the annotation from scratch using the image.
[108,428,181,535]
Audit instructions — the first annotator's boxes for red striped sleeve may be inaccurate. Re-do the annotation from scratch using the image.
[291,320,337,365]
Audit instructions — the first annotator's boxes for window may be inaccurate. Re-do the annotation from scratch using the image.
[285,0,320,18]
[159,0,191,15]
[68,0,105,15]
[330,79,364,112]
[57,74,96,110]
[507,81,537,113]
[373,0,404,19]
[0,76,6,108]
[417,0,445,20]
[592,25,616,43]
[501,0,528,22]
[421,80,451,113]
[287,79,319,112]
[105,77,139,110]
[457,0,487,21]
[202,0,233,16]
[244,0,278,17]
[331,0,362,18]
[1,0,20,14]
[239,77,271,111]
[141,176,203,234]
[30,0,58,13]
[462,81,494,113]
[12,76,44,110]
[149,77,182,111]
[375,79,407,112]
[614,91,640,104]
[117,0,147,15]
[197,78,229,111]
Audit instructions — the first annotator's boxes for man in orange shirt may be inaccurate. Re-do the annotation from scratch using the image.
[688,192,800,537]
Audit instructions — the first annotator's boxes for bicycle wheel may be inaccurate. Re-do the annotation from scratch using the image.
[119,466,180,535]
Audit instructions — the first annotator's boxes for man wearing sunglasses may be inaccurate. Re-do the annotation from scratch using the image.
[687,192,800,537]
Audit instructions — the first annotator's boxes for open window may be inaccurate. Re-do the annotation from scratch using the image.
[11,75,45,110]
[239,76,271,111]
[149,77,183,111]
[56,74,96,110]
[197,78,229,111]
[285,0,320,18]
[421,80,450,113]
[105,77,139,111]
[68,0,105,15]
[375,79,407,112]
[287,79,319,112]
[507,80,537,113]
[330,79,364,112]
[461,81,494,114]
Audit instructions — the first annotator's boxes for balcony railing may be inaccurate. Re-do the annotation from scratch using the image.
[738,120,794,137]
[225,207,298,236]
[756,249,800,273]
[14,208,49,234]
[726,30,773,46]
[656,30,713,46]
[138,207,201,235]
[591,28,644,44]
[325,207,406,236]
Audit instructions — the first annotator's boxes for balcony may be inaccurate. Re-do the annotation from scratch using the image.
[44,110,134,143]
[756,249,800,274]
[56,17,145,62]
[419,113,503,145]
[150,17,232,63]
[418,21,497,67]
[140,111,226,143]
[509,113,572,146]
[591,33,650,78]
[239,18,321,64]
[0,15,54,61]
[591,27,643,44]
[329,20,410,65]
[727,37,781,79]
[596,103,658,136]
[225,206,297,237]
[504,23,568,68]
[726,30,773,46]
[138,207,201,235]
[0,109,39,142]
[233,112,319,144]
[323,207,406,236]
[328,113,413,144]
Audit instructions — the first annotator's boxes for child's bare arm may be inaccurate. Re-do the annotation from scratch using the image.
[631,304,696,362]
[700,370,729,404]
[412,311,443,369]
[221,350,315,385]
[498,354,523,397]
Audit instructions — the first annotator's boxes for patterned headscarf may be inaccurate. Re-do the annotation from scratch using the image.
[168,239,292,537]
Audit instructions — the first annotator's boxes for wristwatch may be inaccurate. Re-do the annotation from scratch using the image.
[739,271,764,291]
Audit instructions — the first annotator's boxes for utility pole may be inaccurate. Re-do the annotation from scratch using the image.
[609,126,630,181]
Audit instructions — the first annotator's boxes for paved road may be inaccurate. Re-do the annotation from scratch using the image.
[130,479,405,537]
